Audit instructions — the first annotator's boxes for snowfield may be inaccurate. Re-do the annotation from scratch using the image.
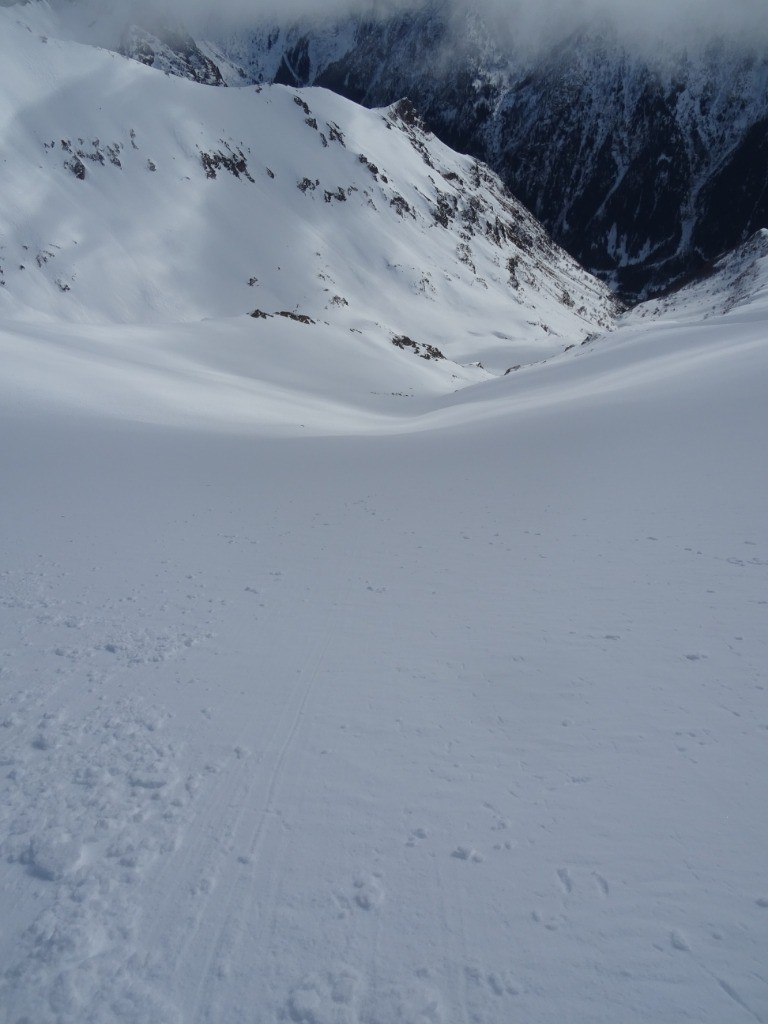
[2,297,767,1024]
[1,7,767,1024]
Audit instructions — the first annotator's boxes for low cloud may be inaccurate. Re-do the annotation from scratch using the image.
[64,0,768,53]
[157,0,424,27]
[201,0,768,52]
[477,0,768,51]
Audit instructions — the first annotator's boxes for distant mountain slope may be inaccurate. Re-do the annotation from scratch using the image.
[204,9,768,301]
[14,1,768,300]
[0,4,619,382]
[631,229,768,324]
[120,22,225,85]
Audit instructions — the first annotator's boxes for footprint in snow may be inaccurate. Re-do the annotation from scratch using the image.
[353,874,385,910]
[556,867,573,894]
[670,930,690,951]
[406,827,428,847]
[464,964,521,1002]
[287,965,363,1023]
[451,846,483,863]
[365,973,445,1024]
[593,872,610,896]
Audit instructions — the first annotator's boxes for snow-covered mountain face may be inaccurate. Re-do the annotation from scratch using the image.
[119,22,224,85]
[10,0,226,82]
[0,2,620,389]
[631,228,768,324]
[90,2,768,301]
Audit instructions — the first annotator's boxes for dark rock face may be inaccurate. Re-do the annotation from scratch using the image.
[202,11,768,299]
[119,23,224,87]
[692,118,768,262]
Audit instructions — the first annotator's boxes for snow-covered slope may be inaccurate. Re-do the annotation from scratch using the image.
[18,0,768,299]
[631,229,768,324]
[0,5,618,387]
[14,1,768,300]
[193,6,768,299]
[2,251,768,1024]
[1,8,768,1024]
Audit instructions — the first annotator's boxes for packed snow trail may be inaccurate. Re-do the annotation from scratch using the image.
[1,310,767,1022]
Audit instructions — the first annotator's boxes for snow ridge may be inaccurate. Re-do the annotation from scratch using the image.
[0,6,619,385]
[194,7,768,299]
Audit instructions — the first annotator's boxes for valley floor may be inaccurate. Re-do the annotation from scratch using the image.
[1,309,767,1023]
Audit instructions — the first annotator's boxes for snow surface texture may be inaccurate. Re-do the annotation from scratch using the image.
[1,9,768,1024]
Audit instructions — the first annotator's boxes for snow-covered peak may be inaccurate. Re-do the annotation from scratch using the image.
[0,6,619,385]
[190,6,768,300]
